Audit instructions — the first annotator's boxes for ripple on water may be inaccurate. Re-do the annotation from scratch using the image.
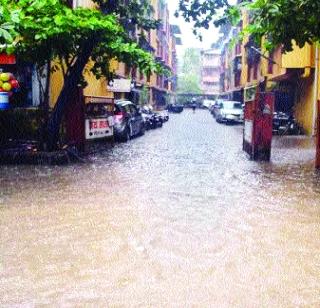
[0,110,319,306]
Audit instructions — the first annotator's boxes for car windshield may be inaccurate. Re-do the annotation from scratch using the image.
[222,101,242,109]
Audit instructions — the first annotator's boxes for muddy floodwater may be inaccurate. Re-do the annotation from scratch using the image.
[0,110,319,306]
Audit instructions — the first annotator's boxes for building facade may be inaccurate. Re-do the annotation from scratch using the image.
[200,49,220,97]
[219,9,319,135]
[50,0,180,110]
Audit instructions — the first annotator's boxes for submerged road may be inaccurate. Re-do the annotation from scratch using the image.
[0,109,319,306]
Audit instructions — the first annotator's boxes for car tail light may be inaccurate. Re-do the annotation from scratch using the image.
[114,111,124,123]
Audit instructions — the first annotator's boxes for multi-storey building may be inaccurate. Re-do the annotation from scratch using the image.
[200,49,221,97]
[219,9,318,135]
[219,25,244,102]
[50,0,180,109]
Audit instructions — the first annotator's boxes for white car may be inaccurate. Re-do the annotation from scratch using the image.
[215,101,244,124]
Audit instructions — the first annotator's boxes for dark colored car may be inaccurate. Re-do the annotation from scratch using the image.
[114,100,145,142]
[168,104,184,113]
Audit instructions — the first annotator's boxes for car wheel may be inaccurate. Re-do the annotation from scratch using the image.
[119,126,130,142]
[216,116,222,123]
[138,123,145,136]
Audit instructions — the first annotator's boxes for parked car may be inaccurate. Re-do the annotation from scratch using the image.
[114,100,145,142]
[168,104,184,113]
[215,101,244,124]
[203,99,216,110]
[141,110,152,130]
[210,99,225,117]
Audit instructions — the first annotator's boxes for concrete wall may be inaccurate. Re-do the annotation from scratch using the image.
[294,75,315,135]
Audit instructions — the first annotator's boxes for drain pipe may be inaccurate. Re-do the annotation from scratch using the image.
[312,45,319,136]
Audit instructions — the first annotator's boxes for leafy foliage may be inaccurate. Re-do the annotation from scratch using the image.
[0,4,19,53]
[246,0,320,52]
[0,0,164,77]
[94,0,160,30]
[0,0,166,149]
[177,0,320,52]
[176,0,231,38]
[178,48,202,94]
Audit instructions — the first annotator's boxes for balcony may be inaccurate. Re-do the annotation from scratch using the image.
[138,36,155,53]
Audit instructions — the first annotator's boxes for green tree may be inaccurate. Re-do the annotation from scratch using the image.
[178,48,202,94]
[0,0,165,150]
[176,0,320,53]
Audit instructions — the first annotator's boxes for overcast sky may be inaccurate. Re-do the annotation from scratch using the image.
[166,0,221,55]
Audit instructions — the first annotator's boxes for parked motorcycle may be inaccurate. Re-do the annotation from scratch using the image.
[141,106,163,129]
[272,112,303,135]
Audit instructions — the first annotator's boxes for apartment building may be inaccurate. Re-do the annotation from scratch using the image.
[200,49,221,97]
[50,0,180,109]
[219,9,318,135]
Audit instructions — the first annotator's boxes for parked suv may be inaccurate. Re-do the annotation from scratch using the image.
[114,100,145,142]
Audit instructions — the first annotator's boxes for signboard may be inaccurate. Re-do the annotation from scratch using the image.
[85,118,113,140]
[244,86,257,102]
[0,53,16,65]
[85,96,114,105]
[107,79,132,93]
[243,92,274,161]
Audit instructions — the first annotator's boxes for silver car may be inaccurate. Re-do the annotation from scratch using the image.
[215,101,244,124]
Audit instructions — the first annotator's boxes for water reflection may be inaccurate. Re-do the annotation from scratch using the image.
[0,110,319,306]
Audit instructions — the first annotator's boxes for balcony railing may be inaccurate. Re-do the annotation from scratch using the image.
[138,36,155,53]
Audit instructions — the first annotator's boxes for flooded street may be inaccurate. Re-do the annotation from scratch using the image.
[0,109,320,306]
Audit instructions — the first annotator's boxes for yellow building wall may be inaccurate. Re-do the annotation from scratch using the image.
[83,73,114,98]
[294,75,314,135]
[237,9,316,135]
[50,60,115,108]
[282,43,314,68]
[50,68,64,108]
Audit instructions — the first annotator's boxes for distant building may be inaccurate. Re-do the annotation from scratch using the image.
[200,49,221,97]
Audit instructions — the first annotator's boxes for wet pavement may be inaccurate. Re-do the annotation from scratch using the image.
[0,109,320,307]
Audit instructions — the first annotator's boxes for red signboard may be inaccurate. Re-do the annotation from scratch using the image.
[243,92,274,161]
[85,118,113,140]
[0,54,16,65]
